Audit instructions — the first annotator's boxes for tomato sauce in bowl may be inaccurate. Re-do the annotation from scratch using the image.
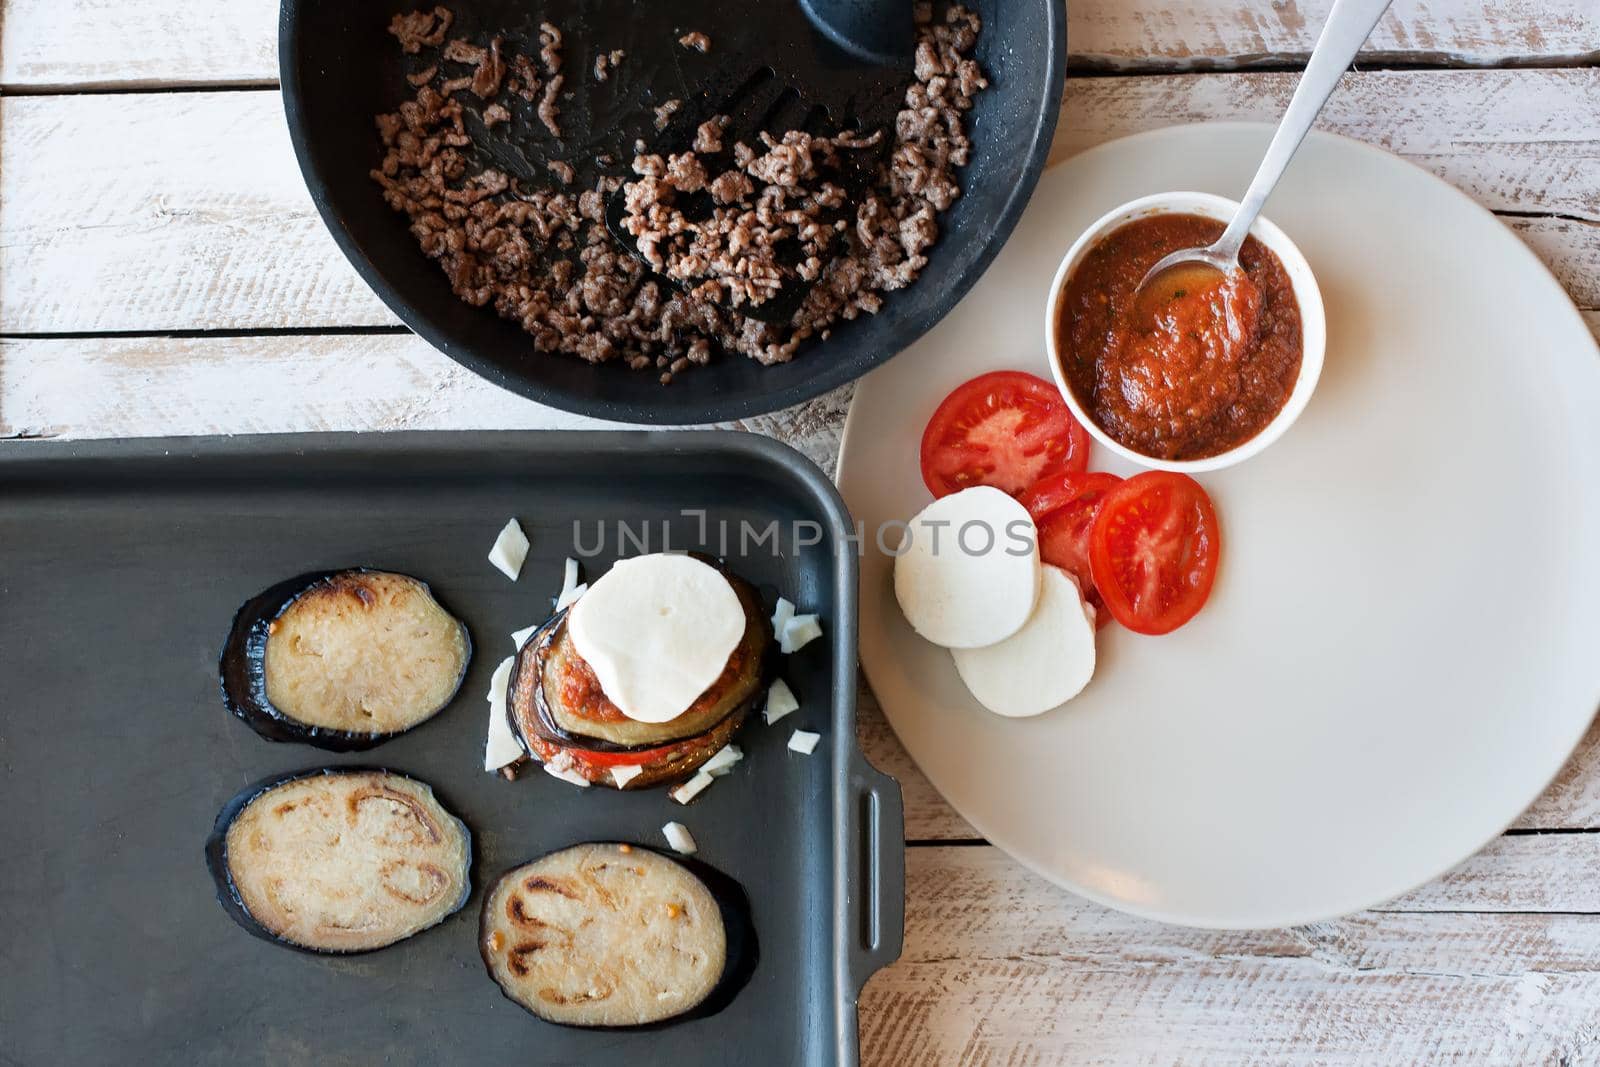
[1055,214,1303,462]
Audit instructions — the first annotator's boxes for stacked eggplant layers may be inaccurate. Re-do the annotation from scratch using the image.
[508,560,774,789]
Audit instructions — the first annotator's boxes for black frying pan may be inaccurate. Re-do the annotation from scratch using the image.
[279,1,1065,424]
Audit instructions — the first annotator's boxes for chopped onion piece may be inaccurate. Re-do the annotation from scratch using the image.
[771,597,795,639]
[610,764,644,788]
[483,656,521,771]
[488,519,530,580]
[701,744,743,777]
[556,582,587,613]
[780,614,824,654]
[661,821,697,855]
[543,761,591,788]
[510,623,541,649]
[764,678,799,725]
[787,730,821,755]
[669,771,716,805]
[553,557,585,611]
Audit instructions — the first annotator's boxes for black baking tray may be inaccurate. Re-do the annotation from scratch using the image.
[279,0,1066,424]
[0,431,903,1065]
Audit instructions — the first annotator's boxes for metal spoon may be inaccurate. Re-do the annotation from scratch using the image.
[1131,0,1395,325]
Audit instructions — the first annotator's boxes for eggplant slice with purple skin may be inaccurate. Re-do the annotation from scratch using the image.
[221,569,471,751]
[507,560,774,788]
[480,843,757,1028]
[205,767,472,954]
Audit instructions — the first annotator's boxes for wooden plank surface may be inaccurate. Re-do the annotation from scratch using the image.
[1048,69,1600,222]
[0,91,397,334]
[3,305,1598,441]
[860,848,1600,1066]
[3,69,1595,337]
[2,0,1594,90]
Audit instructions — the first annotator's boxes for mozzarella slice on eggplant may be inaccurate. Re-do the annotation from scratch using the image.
[567,553,745,724]
[893,486,1040,649]
[951,565,1097,717]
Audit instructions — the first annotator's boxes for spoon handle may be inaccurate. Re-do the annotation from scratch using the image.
[1216,0,1395,260]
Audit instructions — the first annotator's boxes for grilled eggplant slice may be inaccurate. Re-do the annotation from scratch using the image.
[205,768,471,954]
[480,843,748,1027]
[221,569,471,750]
[537,564,771,749]
[506,561,772,787]
[523,705,750,789]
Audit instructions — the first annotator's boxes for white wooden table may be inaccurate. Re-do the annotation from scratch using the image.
[4,2,1598,1061]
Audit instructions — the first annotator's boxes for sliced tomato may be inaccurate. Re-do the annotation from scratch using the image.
[1088,471,1220,636]
[1020,471,1122,627]
[526,735,683,778]
[920,371,1090,498]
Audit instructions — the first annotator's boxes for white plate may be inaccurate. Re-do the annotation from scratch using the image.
[837,123,1600,928]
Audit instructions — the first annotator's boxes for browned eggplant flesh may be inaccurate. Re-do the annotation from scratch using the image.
[480,843,726,1026]
[206,769,472,954]
[221,569,471,750]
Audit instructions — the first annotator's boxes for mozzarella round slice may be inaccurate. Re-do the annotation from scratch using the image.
[893,486,1040,649]
[567,553,744,724]
[951,565,1097,717]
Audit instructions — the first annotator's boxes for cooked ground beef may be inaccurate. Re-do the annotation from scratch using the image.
[530,21,565,136]
[389,6,452,53]
[472,37,507,98]
[693,116,726,155]
[593,48,625,82]
[371,4,986,380]
[538,73,564,137]
[508,53,541,102]
[678,31,711,53]
[653,98,682,131]
[538,22,563,75]
[619,130,878,309]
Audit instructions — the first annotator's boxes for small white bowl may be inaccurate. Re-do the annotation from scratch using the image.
[1043,192,1326,474]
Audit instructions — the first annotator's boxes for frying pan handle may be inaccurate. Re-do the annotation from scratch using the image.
[846,749,905,990]
[799,0,913,66]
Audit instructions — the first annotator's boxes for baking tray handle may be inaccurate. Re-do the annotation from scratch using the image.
[846,749,905,989]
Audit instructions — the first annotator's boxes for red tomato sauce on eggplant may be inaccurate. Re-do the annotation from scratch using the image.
[555,634,752,725]
[527,734,684,772]
[556,651,630,724]
[1056,214,1302,461]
